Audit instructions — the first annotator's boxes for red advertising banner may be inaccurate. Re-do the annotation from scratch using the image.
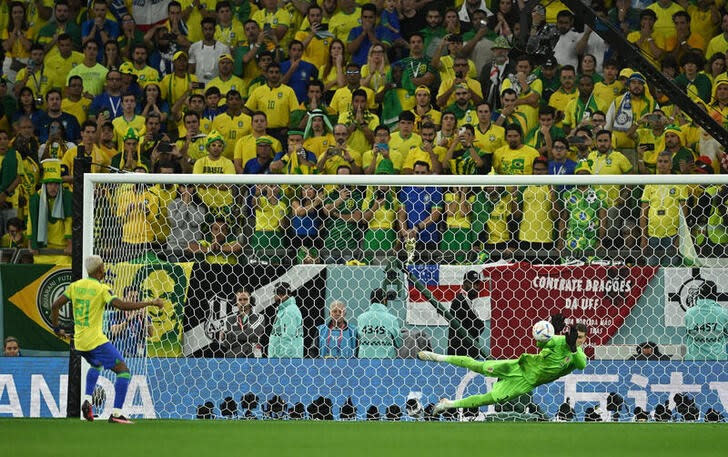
[488,263,659,359]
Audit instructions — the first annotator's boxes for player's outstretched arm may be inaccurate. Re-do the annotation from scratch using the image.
[566,327,588,369]
[51,294,70,336]
[111,297,164,311]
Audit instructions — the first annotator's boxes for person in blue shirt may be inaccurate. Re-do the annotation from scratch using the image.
[548,137,577,197]
[280,41,319,104]
[36,89,81,144]
[88,70,124,120]
[357,288,403,358]
[684,280,728,361]
[347,3,391,67]
[318,300,357,358]
[398,161,444,250]
[81,1,120,63]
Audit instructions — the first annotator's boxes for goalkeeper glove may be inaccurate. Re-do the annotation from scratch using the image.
[566,326,579,353]
[551,313,566,334]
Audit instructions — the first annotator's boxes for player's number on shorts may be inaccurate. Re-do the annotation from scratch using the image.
[75,298,91,327]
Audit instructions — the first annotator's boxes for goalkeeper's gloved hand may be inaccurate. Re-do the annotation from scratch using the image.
[566,326,579,353]
[551,313,566,334]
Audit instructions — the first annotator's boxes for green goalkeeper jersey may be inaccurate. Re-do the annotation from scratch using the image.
[518,335,587,387]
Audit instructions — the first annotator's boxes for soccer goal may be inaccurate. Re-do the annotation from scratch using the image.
[80,172,728,422]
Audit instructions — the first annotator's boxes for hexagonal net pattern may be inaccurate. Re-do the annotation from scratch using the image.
[85,174,728,422]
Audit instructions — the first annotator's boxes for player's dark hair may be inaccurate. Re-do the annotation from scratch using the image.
[575,323,588,334]
[374,125,390,135]
[398,111,415,122]
[361,3,377,15]
[539,105,556,117]
[595,129,612,139]
[505,123,522,137]
[201,17,216,28]
[413,161,430,172]
[352,88,367,100]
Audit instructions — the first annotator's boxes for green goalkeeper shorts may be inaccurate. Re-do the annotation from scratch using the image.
[480,360,535,403]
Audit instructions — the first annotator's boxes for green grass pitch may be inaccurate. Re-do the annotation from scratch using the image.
[4,419,727,457]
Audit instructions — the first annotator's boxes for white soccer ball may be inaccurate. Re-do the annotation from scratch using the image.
[532,320,555,342]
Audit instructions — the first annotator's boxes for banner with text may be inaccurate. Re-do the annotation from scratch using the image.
[488,263,659,359]
[3,357,727,420]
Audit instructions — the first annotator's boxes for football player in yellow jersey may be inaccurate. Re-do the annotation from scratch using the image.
[211,90,252,159]
[52,255,163,424]
[592,60,623,113]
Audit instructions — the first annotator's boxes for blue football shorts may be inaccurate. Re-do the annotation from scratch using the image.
[80,342,126,370]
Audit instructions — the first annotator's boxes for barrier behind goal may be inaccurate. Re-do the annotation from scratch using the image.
[82,173,728,421]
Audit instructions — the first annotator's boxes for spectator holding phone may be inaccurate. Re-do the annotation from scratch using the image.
[631,109,668,174]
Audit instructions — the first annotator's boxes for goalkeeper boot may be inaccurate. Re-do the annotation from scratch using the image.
[433,399,455,415]
[108,414,134,424]
[81,400,94,422]
[417,351,446,362]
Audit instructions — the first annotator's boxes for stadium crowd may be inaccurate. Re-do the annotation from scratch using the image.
[0,0,726,267]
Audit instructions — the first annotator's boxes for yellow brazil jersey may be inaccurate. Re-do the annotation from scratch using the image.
[362,188,400,230]
[646,2,684,45]
[252,8,291,37]
[474,123,505,154]
[115,185,159,244]
[44,51,84,91]
[635,128,666,174]
[255,195,288,231]
[130,65,160,87]
[705,33,728,61]
[160,73,200,106]
[62,97,91,125]
[321,148,362,174]
[304,134,335,159]
[492,144,540,175]
[330,86,376,114]
[388,132,422,171]
[25,0,54,34]
[150,184,177,242]
[215,20,246,48]
[548,88,578,120]
[64,277,117,351]
[411,108,441,132]
[361,64,389,94]
[207,75,246,103]
[444,192,475,229]
[401,145,447,172]
[62,144,115,177]
[626,31,666,68]
[641,184,688,238]
[244,83,299,128]
[112,115,146,150]
[318,63,343,92]
[16,67,51,99]
[438,56,477,83]
[27,196,71,249]
[192,155,236,209]
[176,136,209,162]
[329,8,361,43]
[294,31,331,69]
[593,80,623,112]
[486,194,512,244]
[519,185,554,242]
[0,28,33,58]
[501,77,542,133]
[178,116,213,138]
[180,0,221,42]
[544,0,569,24]
[211,111,252,160]
[587,149,633,207]
[337,111,379,156]
[689,5,719,48]
[437,77,482,107]
[609,94,654,149]
[234,134,282,169]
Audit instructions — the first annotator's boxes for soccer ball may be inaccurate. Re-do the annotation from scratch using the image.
[532,320,555,342]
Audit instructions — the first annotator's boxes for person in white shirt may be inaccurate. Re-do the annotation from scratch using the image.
[188,17,231,85]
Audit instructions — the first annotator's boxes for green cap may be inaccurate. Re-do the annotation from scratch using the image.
[206,130,225,148]
[256,137,273,145]
[123,127,140,142]
[288,130,304,137]
[574,159,592,175]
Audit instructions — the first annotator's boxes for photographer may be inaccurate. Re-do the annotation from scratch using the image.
[357,288,403,359]
[270,130,318,175]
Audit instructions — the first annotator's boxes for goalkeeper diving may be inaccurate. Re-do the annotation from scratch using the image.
[418,314,587,413]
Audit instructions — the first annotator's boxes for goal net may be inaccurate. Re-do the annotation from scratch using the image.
[82,173,728,422]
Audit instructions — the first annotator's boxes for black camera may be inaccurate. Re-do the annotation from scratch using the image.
[455,71,464,79]
[640,143,655,151]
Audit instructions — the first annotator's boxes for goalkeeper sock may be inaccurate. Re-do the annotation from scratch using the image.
[113,372,131,410]
[85,366,101,397]
[451,393,496,409]
[444,356,487,374]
